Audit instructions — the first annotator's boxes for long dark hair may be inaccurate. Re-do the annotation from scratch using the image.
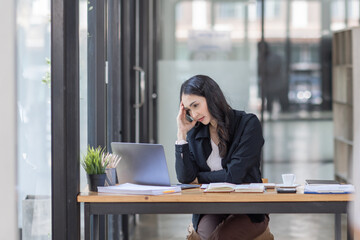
[180,75,232,158]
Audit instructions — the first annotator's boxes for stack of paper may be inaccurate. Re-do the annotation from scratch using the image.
[97,183,181,195]
[304,184,354,194]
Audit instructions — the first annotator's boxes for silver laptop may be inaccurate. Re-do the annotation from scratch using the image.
[111,142,171,186]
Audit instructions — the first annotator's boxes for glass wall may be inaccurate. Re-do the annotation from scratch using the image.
[15,0,90,237]
[16,0,51,238]
[158,0,262,183]
[79,0,88,191]
[261,0,358,177]
[157,0,360,184]
[79,1,89,238]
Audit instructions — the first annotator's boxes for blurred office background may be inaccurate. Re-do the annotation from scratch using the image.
[9,0,360,239]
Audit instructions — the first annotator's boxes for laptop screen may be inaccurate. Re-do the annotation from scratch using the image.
[111,142,171,186]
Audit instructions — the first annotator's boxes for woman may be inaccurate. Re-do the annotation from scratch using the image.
[175,75,270,240]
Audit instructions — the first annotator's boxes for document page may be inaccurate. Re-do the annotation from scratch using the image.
[304,184,354,194]
[97,183,181,195]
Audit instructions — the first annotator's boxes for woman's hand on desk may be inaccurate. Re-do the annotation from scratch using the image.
[177,102,196,141]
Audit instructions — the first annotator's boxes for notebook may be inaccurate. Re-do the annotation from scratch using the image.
[111,142,172,186]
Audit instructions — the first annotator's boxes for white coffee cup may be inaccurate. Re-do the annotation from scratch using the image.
[282,173,296,186]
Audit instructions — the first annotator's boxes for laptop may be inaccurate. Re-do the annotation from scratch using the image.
[111,142,172,186]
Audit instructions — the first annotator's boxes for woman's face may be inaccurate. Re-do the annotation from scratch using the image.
[181,94,214,125]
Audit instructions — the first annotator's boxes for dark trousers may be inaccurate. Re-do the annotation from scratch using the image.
[197,214,269,240]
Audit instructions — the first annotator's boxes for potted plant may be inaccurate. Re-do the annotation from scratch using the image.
[101,152,121,186]
[81,146,108,192]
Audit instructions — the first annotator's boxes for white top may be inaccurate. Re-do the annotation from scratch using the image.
[175,139,223,171]
[206,139,223,171]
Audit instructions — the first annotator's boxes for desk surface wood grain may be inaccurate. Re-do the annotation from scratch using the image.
[77,188,353,203]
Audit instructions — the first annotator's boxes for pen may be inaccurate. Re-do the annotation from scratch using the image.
[163,190,175,194]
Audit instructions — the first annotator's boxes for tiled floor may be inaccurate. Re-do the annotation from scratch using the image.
[129,116,349,240]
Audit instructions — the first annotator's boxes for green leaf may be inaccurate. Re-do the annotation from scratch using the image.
[80,145,108,174]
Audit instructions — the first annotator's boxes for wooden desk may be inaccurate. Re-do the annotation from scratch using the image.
[78,188,353,240]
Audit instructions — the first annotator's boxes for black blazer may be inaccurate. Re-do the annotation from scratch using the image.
[175,110,265,230]
[175,110,264,184]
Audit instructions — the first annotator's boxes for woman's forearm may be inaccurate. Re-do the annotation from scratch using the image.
[197,170,227,183]
[177,130,187,142]
[175,144,198,183]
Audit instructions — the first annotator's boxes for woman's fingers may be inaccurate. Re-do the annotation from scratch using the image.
[177,101,196,134]
[177,102,187,121]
